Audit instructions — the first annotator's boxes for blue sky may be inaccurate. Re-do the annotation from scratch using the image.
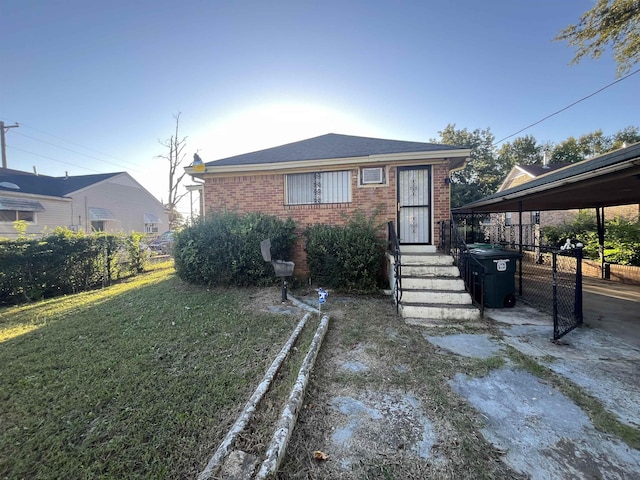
[2,1,638,214]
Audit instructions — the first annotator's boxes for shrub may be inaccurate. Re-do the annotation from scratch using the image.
[173,212,297,287]
[304,210,385,293]
[542,212,640,266]
[0,229,149,305]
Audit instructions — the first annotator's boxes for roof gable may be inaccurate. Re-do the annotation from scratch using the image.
[205,133,467,167]
[498,163,569,192]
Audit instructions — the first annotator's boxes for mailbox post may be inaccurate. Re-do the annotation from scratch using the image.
[260,239,295,302]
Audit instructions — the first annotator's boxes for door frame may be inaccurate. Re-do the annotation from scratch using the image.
[396,165,433,245]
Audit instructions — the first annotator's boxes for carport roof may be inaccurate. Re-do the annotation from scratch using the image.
[455,142,640,213]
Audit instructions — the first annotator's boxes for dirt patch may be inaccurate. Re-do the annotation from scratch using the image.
[278,294,523,479]
[277,294,640,479]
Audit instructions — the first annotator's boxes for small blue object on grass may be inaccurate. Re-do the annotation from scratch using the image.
[318,287,328,305]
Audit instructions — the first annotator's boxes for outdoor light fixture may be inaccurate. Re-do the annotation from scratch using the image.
[192,153,205,173]
[444,177,451,185]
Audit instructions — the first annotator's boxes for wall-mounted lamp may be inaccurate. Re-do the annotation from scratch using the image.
[444,177,451,185]
[193,153,205,173]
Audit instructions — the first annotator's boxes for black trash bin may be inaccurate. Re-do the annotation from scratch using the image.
[468,248,520,308]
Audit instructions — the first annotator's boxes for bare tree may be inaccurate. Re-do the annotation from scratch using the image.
[157,113,188,230]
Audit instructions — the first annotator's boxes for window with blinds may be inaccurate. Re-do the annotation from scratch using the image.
[286,171,351,205]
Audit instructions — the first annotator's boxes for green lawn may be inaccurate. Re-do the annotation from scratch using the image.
[0,264,300,479]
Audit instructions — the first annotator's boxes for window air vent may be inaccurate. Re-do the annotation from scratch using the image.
[361,167,384,184]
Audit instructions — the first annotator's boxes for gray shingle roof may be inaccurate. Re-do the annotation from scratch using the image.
[206,133,467,167]
[0,169,121,197]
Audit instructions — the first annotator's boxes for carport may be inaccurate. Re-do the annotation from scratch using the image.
[450,142,640,342]
[455,142,640,262]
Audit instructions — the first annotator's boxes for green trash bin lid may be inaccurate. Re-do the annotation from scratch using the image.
[466,243,496,250]
[468,249,520,258]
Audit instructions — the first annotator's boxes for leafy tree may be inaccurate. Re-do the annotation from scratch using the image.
[551,128,632,164]
[431,124,500,207]
[611,125,640,148]
[497,135,544,170]
[550,137,584,164]
[555,0,640,76]
[157,113,188,230]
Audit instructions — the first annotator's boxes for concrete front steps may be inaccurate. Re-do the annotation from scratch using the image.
[396,245,480,325]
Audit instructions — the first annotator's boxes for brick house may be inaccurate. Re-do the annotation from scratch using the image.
[185,133,470,277]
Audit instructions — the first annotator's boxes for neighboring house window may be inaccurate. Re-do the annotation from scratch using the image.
[286,171,351,205]
[88,207,115,233]
[532,211,540,225]
[91,221,105,232]
[505,212,512,226]
[0,210,36,222]
[143,213,161,233]
[0,197,45,223]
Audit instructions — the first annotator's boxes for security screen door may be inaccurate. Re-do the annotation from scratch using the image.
[397,167,431,244]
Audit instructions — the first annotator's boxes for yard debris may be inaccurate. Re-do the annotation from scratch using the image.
[313,450,329,461]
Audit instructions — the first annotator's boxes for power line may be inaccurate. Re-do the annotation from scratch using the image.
[0,120,149,173]
[12,131,144,173]
[494,67,640,145]
[7,145,104,173]
[17,122,135,163]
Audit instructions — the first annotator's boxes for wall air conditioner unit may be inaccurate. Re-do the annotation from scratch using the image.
[361,167,384,184]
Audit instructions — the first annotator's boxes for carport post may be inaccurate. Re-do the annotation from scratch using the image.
[574,247,584,325]
[596,206,606,279]
[552,252,558,336]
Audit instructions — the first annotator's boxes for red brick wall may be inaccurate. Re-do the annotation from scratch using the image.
[203,163,451,278]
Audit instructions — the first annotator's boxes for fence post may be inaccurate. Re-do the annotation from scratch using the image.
[552,251,559,340]
[574,247,583,325]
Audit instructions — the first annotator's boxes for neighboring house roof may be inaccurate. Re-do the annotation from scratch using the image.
[498,163,569,192]
[456,141,640,213]
[188,133,471,175]
[0,169,121,198]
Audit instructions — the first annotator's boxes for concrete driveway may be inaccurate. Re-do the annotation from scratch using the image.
[582,276,640,348]
[434,303,640,479]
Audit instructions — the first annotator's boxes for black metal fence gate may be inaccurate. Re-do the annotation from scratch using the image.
[440,215,584,340]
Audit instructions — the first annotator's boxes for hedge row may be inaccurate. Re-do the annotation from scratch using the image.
[174,210,386,292]
[173,212,297,286]
[0,230,149,305]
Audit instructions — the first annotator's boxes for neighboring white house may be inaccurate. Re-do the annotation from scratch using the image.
[0,168,168,238]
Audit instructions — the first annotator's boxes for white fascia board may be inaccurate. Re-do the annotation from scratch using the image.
[185,148,472,176]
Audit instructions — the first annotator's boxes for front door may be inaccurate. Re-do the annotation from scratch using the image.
[397,166,431,244]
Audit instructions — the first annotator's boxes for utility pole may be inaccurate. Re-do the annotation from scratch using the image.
[1,121,20,169]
